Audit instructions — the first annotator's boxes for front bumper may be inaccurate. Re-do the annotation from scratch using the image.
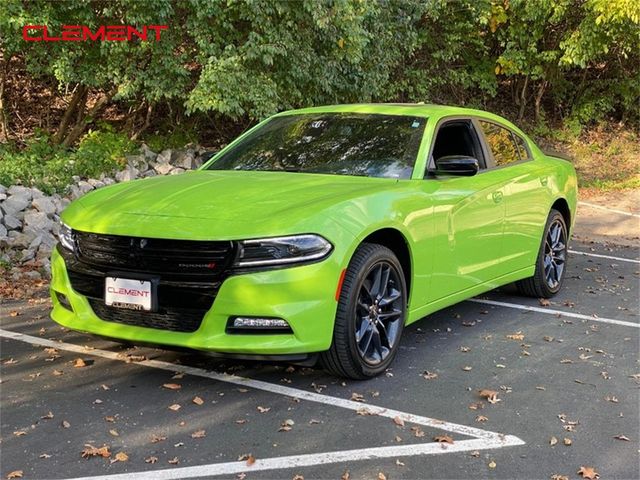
[50,247,342,355]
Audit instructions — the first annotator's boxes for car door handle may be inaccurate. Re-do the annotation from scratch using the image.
[540,176,548,186]
[492,191,503,204]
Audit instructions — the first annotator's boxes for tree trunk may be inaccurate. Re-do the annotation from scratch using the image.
[130,102,153,141]
[0,55,10,143]
[517,75,529,122]
[534,80,547,123]
[61,89,115,148]
[53,85,88,145]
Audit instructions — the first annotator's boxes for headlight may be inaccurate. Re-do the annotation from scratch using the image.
[234,234,332,267]
[59,222,75,252]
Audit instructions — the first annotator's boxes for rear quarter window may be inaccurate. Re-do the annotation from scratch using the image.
[479,120,520,167]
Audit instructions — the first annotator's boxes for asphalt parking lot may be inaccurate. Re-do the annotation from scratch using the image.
[1,238,638,480]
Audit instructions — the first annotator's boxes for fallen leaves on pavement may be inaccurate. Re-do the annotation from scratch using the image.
[393,416,405,427]
[81,444,111,459]
[162,383,182,390]
[279,419,294,432]
[110,452,128,464]
[478,389,500,404]
[433,435,454,444]
[168,404,181,411]
[421,371,438,380]
[577,466,599,479]
[145,456,158,464]
[191,430,206,439]
[506,332,524,341]
[613,434,630,441]
[6,471,23,479]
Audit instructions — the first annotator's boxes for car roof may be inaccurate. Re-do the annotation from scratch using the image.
[275,103,524,136]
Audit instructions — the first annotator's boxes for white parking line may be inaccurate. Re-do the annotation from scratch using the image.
[569,249,640,264]
[469,298,639,328]
[0,328,525,480]
[578,201,640,218]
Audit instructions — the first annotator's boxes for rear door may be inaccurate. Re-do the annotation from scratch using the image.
[477,120,547,274]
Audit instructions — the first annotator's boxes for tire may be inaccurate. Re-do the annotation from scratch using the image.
[516,209,568,298]
[320,243,407,379]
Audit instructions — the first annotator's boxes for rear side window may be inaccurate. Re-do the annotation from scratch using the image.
[479,120,519,166]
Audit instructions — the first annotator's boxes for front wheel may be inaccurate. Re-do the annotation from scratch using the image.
[321,243,407,379]
[516,209,568,298]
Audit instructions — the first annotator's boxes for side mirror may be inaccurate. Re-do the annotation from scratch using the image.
[434,155,479,177]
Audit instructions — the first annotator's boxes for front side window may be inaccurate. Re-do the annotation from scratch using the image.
[479,121,520,166]
[208,113,426,179]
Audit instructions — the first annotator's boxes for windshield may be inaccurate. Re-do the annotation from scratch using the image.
[208,113,426,179]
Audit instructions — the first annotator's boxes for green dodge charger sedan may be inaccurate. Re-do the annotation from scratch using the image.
[51,104,578,379]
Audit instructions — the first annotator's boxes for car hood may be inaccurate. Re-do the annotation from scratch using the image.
[64,170,401,240]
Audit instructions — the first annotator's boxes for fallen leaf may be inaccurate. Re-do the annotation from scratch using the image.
[100,384,110,390]
[145,456,158,464]
[462,365,473,371]
[605,395,619,403]
[394,435,402,442]
[351,392,365,402]
[257,406,271,413]
[93,399,103,404]
[478,389,500,404]
[162,383,181,390]
[124,354,147,363]
[470,451,480,457]
[551,475,569,480]
[468,402,484,410]
[433,435,454,444]
[52,369,64,376]
[460,346,471,352]
[73,358,87,368]
[9,310,19,317]
[39,453,51,459]
[475,415,488,422]
[539,298,551,306]
[104,416,116,423]
[62,420,70,429]
[246,454,256,466]
[13,431,27,436]
[561,359,574,364]
[488,460,496,468]
[613,434,630,441]
[421,371,438,380]
[411,426,425,437]
[41,411,54,420]
[168,404,181,411]
[3,358,18,365]
[506,332,524,341]
[168,457,179,465]
[577,466,599,479]
[192,396,204,405]
[109,429,119,437]
[543,336,555,342]
[81,444,111,459]
[377,473,387,480]
[191,429,206,439]
[235,419,247,424]
[393,416,405,427]
[396,459,405,467]
[279,419,295,432]
[6,471,23,479]
[293,475,304,480]
[110,452,128,464]
[563,437,572,445]
[151,434,167,443]
[549,436,558,446]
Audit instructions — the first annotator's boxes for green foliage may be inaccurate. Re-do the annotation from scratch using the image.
[0,130,134,194]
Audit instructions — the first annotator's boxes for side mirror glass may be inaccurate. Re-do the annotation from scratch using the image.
[434,155,479,177]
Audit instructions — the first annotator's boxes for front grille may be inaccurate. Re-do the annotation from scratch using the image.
[62,231,236,333]
[89,299,203,333]
[75,231,235,281]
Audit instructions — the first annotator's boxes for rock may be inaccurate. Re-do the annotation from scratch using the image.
[174,149,197,170]
[31,187,45,198]
[28,235,43,250]
[141,143,158,162]
[0,193,6,202]
[156,149,173,165]
[169,168,185,175]
[0,184,6,195]
[32,196,56,217]
[1,193,31,215]
[23,270,42,281]
[7,185,33,199]
[115,166,139,182]
[141,169,157,178]
[24,210,54,232]
[77,180,94,194]
[87,178,105,188]
[20,248,36,262]
[71,175,82,183]
[40,232,57,249]
[3,214,21,230]
[68,184,82,200]
[126,154,148,172]
[103,177,116,186]
[0,223,7,240]
[9,231,37,249]
[154,162,174,175]
[52,196,69,215]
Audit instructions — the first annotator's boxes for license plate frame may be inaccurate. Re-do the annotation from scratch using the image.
[104,275,159,312]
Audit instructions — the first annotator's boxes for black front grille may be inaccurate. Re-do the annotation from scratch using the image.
[62,231,236,333]
[88,299,203,333]
[75,231,235,281]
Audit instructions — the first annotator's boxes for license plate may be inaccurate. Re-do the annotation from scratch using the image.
[105,277,152,311]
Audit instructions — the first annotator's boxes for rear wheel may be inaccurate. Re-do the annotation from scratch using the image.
[321,243,407,379]
[516,209,568,298]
